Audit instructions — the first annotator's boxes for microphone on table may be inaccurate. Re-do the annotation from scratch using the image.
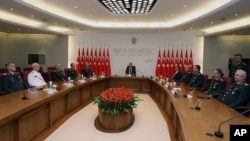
[214,109,250,138]
[22,91,29,100]
[136,69,144,77]
[115,69,125,76]
[194,89,227,110]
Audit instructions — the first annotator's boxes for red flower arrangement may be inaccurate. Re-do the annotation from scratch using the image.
[94,87,141,115]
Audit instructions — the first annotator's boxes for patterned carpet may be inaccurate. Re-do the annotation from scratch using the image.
[45,94,170,141]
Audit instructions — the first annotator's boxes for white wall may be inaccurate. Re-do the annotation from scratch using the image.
[68,31,204,76]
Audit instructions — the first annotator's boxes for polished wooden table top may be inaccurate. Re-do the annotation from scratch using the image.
[165,83,250,141]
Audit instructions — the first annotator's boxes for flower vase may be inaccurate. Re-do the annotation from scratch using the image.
[94,107,135,133]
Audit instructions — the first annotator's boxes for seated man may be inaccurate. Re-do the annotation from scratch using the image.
[28,63,47,88]
[67,63,78,80]
[51,63,67,82]
[188,65,204,88]
[180,65,193,84]
[217,69,250,108]
[125,62,136,76]
[171,65,182,81]
[82,63,93,78]
[200,69,226,96]
[1,62,29,93]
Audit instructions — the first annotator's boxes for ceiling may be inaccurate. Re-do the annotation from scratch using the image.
[0,0,249,36]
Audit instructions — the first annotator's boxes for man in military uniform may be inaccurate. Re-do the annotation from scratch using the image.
[51,63,66,82]
[67,63,78,80]
[228,54,249,82]
[180,65,193,84]
[0,62,29,93]
[201,69,226,96]
[28,63,46,88]
[82,63,93,78]
[188,65,204,88]
[217,69,250,108]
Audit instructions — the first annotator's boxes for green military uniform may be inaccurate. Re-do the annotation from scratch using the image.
[201,78,226,96]
[180,72,193,84]
[67,69,78,80]
[0,72,29,93]
[188,72,204,88]
[51,70,66,82]
[229,63,249,78]
[217,82,250,108]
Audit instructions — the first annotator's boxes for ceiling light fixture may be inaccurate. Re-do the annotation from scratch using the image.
[98,0,157,14]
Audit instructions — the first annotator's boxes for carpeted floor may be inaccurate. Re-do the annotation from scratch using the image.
[45,94,170,141]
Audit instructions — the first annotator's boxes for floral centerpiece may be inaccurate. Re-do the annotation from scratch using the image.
[93,87,141,115]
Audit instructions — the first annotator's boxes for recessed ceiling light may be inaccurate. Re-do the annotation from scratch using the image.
[74,6,77,9]
[98,0,157,14]
[210,21,214,24]
[10,8,14,11]
[234,13,238,16]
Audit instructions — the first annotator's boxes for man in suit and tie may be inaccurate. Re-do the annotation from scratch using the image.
[171,65,182,81]
[125,62,136,76]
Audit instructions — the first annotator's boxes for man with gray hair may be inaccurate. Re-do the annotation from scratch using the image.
[217,69,250,108]
[28,62,46,88]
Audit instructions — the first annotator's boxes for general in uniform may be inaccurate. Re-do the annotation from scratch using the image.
[1,72,29,93]
[217,82,250,108]
[188,72,204,88]
[51,70,66,82]
[67,69,78,80]
[201,78,226,96]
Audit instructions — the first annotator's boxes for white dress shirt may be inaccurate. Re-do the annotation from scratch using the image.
[28,70,46,87]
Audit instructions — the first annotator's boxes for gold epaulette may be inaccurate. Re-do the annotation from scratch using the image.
[3,73,8,75]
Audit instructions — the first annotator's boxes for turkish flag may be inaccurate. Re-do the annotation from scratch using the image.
[184,49,188,67]
[161,49,167,77]
[93,48,98,75]
[76,48,81,74]
[189,49,193,72]
[166,49,171,79]
[155,50,162,76]
[105,48,111,76]
[180,49,184,72]
[170,49,175,76]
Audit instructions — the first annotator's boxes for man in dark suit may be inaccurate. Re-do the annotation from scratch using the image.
[180,65,193,84]
[188,65,204,88]
[125,62,136,76]
[171,65,182,81]
[82,63,93,78]
[1,62,29,93]
[228,54,249,82]
[51,63,67,82]
[67,63,78,80]
[217,69,250,108]
[201,68,226,96]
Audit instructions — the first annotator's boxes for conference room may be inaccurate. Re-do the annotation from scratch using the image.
[0,1,250,141]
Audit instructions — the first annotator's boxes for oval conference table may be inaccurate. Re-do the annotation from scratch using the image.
[0,76,249,141]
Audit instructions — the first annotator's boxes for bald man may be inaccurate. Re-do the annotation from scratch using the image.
[217,69,250,108]
[28,63,46,87]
